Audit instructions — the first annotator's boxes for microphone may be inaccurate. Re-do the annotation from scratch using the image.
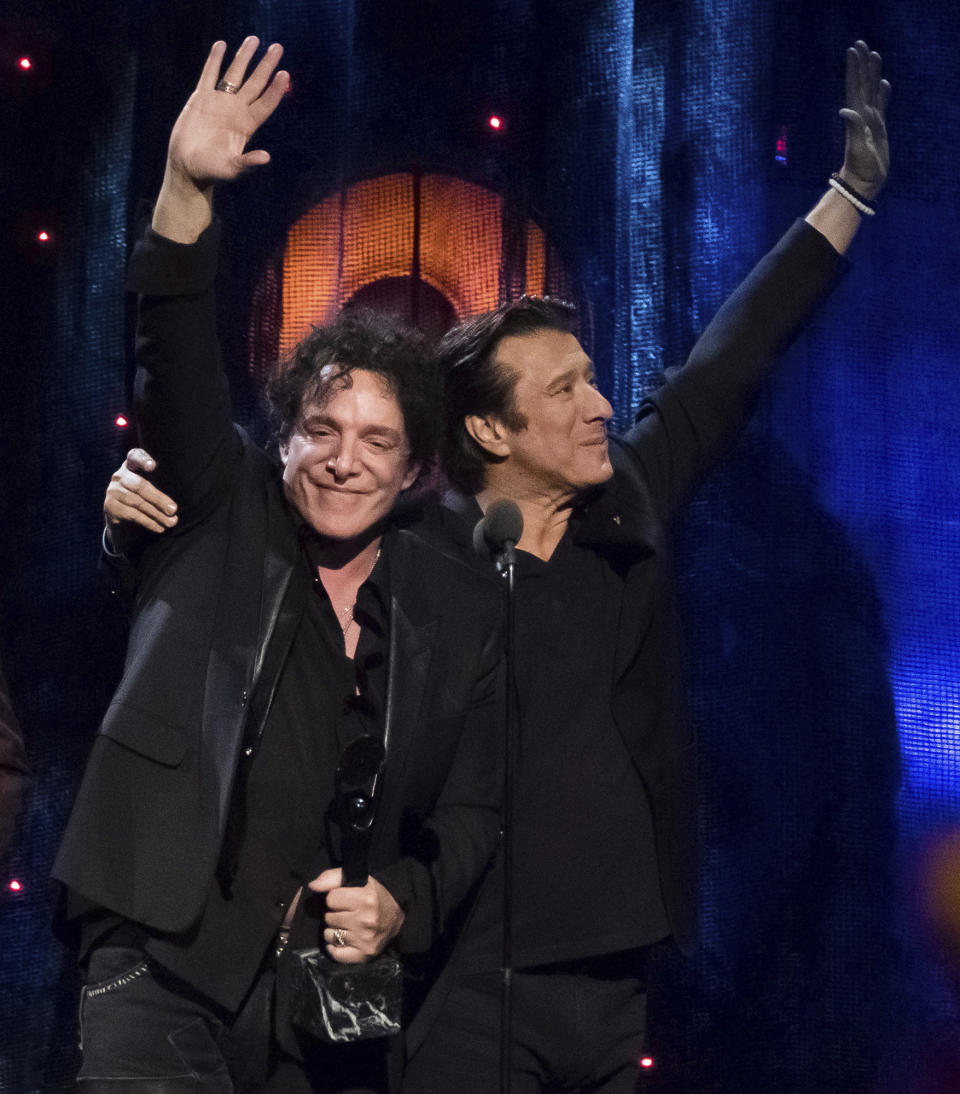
[473,499,523,569]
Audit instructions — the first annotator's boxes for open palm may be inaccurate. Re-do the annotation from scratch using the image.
[167,37,289,188]
[839,40,890,201]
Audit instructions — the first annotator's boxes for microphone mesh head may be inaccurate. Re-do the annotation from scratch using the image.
[473,499,524,556]
[484,499,523,547]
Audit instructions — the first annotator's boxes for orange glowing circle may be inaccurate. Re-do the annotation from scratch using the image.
[276,173,562,364]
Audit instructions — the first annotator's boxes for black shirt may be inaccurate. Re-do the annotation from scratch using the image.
[455,525,669,971]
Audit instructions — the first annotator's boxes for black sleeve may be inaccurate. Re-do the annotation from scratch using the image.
[128,221,242,529]
[373,621,502,954]
[621,219,848,518]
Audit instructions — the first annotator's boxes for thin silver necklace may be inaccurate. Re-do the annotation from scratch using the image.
[330,546,381,637]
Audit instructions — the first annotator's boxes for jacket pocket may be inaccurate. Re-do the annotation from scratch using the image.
[99,701,190,767]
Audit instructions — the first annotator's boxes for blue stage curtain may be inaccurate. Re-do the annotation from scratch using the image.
[1,1,958,1091]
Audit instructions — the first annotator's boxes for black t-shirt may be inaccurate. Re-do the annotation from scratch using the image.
[455,527,669,971]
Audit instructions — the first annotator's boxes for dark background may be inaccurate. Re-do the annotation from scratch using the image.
[1,1,958,1091]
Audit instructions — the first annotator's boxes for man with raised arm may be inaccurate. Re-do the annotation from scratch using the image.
[104,40,889,1094]
[54,39,501,1093]
[399,39,890,1093]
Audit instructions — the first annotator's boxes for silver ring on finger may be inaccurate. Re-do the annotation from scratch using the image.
[215,79,240,95]
[334,928,347,947]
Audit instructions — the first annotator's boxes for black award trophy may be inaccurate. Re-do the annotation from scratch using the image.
[279,735,403,1043]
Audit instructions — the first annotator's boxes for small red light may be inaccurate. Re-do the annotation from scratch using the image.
[774,123,788,166]
[8,880,22,892]
[37,230,51,243]
[18,57,32,72]
[115,415,129,429]
[639,1056,655,1069]
[488,115,503,131]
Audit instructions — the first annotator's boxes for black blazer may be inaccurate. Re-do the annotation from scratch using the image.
[53,223,502,956]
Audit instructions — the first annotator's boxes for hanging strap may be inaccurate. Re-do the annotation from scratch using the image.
[275,886,304,957]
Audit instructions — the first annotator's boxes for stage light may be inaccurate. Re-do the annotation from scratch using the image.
[8,880,22,892]
[18,56,32,72]
[775,124,788,166]
[487,114,504,132]
[36,230,51,244]
[115,414,129,429]
[639,1056,655,1069]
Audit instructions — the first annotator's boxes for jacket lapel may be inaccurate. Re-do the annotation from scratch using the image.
[374,531,440,817]
[202,456,299,835]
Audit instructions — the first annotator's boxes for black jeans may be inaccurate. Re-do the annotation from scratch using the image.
[77,945,387,1093]
[402,959,648,1094]
[77,945,239,1091]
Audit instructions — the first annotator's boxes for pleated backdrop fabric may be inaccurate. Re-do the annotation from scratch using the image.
[1,1,957,1090]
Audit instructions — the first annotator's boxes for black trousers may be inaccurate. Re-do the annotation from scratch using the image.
[402,958,648,1094]
[76,944,388,1093]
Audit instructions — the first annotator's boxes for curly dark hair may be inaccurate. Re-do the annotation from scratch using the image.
[437,296,578,494]
[266,308,439,484]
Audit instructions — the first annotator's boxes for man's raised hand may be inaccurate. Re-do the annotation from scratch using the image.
[154,37,289,241]
[838,40,890,202]
[167,37,289,189]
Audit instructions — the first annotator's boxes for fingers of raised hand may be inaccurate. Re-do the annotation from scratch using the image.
[839,41,890,191]
[846,41,887,115]
[217,36,262,94]
[207,37,286,109]
[198,40,229,93]
[240,42,286,105]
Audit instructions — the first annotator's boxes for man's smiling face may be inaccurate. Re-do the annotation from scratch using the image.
[281,367,418,543]
[489,329,613,501]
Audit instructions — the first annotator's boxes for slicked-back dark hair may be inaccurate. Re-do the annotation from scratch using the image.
[437,296,578,494]
[267,307,438,485]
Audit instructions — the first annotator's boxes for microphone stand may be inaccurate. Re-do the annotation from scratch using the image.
[473,500,523,1094]
[496,538,517,1094]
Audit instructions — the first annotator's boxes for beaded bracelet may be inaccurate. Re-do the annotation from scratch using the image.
[828,172,877,216]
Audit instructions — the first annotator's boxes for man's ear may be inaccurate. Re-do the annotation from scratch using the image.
[279,442,289,467]
[401,461,421,492]
[465,415,510,458]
